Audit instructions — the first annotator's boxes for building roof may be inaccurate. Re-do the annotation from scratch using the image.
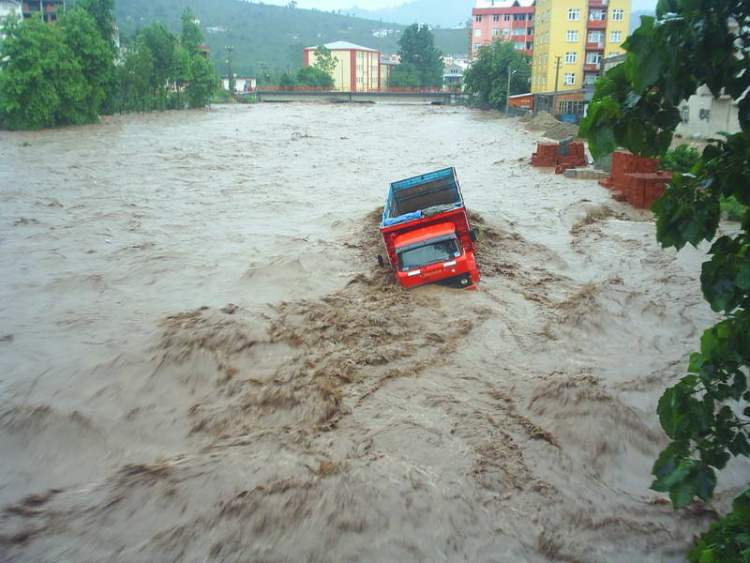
[305,41,378,52]
[474,0,535,8]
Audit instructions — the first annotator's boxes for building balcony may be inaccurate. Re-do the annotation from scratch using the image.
[584,63,600,72]
[587,19,607,29]
[586,42,605,51]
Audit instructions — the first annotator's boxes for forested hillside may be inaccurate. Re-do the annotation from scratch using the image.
[107,0,469,77]
[349,0,474,29]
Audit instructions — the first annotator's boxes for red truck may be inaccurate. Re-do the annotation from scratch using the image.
[378,167,481,289]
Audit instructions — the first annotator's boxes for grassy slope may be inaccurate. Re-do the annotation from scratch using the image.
[113,0,469,76]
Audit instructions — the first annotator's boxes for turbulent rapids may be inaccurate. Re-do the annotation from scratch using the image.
[1,103,746,562]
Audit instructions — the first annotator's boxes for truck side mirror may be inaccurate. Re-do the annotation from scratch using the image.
[377,255,385,267]
[470,230,478,242]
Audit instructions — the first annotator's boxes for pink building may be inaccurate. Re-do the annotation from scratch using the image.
[471,0,535,58]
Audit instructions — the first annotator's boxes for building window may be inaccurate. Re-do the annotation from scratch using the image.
[568,8,580,21]
[565,51,577,64]
[492,28,500,37]
[474,29,482,37]
[681,105,689,123]
[612,9,624,21]
[584,74,597,86]
[588,31,603,44]
[512,28,525,36]
[564,73,576,85]
[514,42,525,50]
[475,15,482,22]
[566,30,579,42]
[610,31,622,42]
[589,9,606,21]
[527,27,534,35]
[586,52,602,64]
[493,14,500,22]
[504,14,511,21]
[473,43,481,52]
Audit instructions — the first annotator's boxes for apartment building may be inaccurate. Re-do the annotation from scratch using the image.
[21,0,64,23]
[470,0,535,57]
[531,0,629,94]
[304,41,381,93]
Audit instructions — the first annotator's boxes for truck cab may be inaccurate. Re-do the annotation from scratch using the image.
[379,168,480,289]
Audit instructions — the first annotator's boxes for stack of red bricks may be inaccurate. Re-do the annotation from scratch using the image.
[531,141,587,173]
[600,151,672,209]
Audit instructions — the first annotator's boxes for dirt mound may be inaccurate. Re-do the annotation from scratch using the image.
[525,111,580,140]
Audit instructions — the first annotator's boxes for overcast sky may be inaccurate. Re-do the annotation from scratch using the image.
[258,0,658,12]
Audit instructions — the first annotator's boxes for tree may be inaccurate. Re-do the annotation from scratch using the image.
[313,44,336,76]
[135,23,178,108]
[279,72,297,90]
[388,62,420,89]
[75,0,117,113]
[186,54,216,108]
[180,8,202,57]
[580,2,750,560]
[59,7,114,119]
[296,66,333,89]
[398,24,444,89]
[463,41,531,110]
[116,45,156,112]
[76,0,115,47]
[0,16,90,129]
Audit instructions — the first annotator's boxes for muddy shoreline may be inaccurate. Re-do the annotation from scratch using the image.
[1,104,746,562]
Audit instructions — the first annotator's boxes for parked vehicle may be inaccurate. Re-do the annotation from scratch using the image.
[378,167,481,289]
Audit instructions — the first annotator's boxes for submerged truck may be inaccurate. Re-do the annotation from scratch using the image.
[378,167,481,289]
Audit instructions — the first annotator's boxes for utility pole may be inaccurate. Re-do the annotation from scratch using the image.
[505,65,517,115]
[552,56,561,117]
[225,45,235,95]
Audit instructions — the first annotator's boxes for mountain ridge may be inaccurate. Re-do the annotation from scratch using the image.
[111,0,469,76]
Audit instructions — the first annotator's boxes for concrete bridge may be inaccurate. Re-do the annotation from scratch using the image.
[247,90,467,105]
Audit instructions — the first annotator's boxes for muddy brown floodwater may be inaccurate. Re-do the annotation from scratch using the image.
[0,103,747,562]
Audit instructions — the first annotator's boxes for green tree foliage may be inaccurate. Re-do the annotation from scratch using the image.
[186,54,217,107]
[113,18,216,112]
[76,0,116,46]
[313,45,336,76]
[180,7,202,56]
[279,73,297,89]
[462,40,531,110]
[59,7,115,117]
[110,0,468,77]
[660,144,701,174]
[0,16,90,129]
[136,23,178,108]
[388,62,420,89]
[580,1,750,560]
[296,66,334,89]
[116,45,156,111]
[397,24,443,88]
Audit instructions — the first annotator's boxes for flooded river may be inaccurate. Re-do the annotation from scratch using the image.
[1,103,747,562]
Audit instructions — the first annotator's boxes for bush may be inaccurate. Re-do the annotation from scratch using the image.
[720,197,747,222]
[660,144,700,173]
[296,66,333,89]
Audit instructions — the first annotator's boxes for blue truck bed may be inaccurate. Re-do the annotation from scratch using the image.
[381,167,465,228]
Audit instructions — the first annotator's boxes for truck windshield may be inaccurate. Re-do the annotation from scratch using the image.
[398,236,461,271]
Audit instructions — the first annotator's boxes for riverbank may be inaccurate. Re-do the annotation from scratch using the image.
[1,103,746,562]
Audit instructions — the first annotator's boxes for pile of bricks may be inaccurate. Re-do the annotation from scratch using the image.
[531,141,587,173]
[600,151,671,209]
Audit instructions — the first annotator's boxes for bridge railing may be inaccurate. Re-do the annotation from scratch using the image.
[253,86,461,95]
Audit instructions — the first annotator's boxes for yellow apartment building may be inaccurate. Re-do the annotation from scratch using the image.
[531,0,630,95]
[303,41,381,92]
